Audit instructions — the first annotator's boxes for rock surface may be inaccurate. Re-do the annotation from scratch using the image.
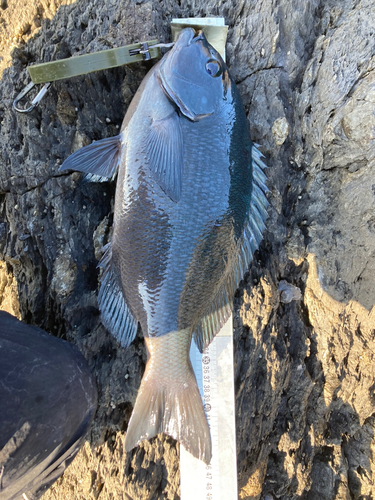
[0,0,374,499]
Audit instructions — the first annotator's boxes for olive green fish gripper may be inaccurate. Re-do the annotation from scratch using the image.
[13,39,163,113]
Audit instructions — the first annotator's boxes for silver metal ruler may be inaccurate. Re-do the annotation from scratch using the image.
[180,317,238,500]
[175,17,238,500]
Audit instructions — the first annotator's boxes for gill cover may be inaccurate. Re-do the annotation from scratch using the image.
[158,28,228,121]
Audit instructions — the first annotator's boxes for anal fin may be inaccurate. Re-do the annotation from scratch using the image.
[97,244,137,349]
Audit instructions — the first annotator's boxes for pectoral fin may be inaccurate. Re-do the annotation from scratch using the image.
[145,112,183,202]
[60,133,123,182]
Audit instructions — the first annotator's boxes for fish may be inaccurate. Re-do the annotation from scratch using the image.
[60,27,268,464]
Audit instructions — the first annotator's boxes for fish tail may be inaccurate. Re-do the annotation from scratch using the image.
[124,330,212,464]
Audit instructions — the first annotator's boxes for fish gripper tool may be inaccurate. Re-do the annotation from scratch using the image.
[13,39,170,113]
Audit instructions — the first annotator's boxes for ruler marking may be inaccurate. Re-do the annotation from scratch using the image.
[180,316,237,500]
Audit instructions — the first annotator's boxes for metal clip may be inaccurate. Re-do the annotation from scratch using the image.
[129,42,151,61]
[13,81,51,113]
[129,41,174,61]
[140,42,152,61]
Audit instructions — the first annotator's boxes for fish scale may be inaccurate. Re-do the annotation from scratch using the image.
[144,329,192,384]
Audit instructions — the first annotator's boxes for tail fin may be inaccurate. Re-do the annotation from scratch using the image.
[124,344,212,464]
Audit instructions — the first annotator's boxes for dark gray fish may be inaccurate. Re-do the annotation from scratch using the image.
[60,28,268,464]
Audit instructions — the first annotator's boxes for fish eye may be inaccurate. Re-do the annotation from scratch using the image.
[205,59,222,78]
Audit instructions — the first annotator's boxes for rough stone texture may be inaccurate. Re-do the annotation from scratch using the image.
[0,0,374,499]
[0,260,20,317]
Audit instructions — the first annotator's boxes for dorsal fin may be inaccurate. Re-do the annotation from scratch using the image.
[193,144,269,352]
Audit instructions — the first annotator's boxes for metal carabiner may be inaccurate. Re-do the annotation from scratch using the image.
[13,81,51,113]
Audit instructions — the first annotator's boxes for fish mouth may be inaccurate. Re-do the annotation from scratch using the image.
[173,27,207,47]
[176,27,204,45]
[189,30,206,44]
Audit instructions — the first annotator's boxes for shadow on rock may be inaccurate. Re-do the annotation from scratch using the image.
[235,253,375,500]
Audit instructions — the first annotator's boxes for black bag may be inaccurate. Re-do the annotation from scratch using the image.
[0,311,97,500]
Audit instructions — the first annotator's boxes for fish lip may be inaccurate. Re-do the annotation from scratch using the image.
[172,27,206,47]
[189,30,206,44]
[178,27,202,46]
